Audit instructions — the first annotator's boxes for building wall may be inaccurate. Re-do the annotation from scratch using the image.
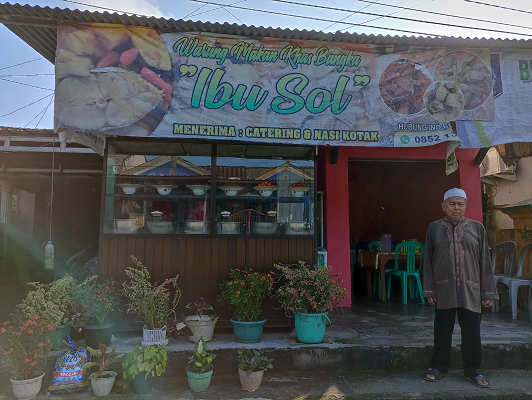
[322,144,482,307]
[490,157,532,230]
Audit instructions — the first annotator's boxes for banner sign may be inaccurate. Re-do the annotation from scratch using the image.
[55,22,500,147]
[455,49,532,149]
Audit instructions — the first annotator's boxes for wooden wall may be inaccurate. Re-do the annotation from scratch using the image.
[99,236,316,325]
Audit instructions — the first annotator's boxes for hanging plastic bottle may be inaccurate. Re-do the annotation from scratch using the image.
[44,241,54,271]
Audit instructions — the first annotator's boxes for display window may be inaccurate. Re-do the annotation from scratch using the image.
[103,140,315,236]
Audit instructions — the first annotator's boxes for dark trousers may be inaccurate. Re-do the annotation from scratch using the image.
[430,307,482,376]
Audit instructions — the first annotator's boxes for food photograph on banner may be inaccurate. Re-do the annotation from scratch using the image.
[54,22,495,148]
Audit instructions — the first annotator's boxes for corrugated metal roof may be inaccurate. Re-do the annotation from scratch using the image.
[2,2,532,64]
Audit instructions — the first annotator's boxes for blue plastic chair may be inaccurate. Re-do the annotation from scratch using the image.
[386,241,425,305]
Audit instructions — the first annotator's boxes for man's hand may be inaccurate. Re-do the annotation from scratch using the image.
[482,299,494,307]
[427,297,437,306]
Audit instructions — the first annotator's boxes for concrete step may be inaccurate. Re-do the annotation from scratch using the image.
[39,370,532,399]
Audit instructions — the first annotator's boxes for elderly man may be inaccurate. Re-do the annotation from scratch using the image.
[423,188,498,388]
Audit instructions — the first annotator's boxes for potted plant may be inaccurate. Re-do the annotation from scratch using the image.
[219,268,273,343]
[123,256,180,346]
[184,298,218,343]
[122,344,168,394]
[186,337,216,393]
[237,349,273,392]
[18,276,82,351]
[0,315,54,400]
[76,277,122,349]
[81,344,124,397]
[273,261,347,344]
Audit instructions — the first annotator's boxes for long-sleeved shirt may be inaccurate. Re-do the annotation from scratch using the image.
[423,216,498,313]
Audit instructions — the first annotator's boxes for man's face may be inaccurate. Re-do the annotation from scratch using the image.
[441,196,467,221]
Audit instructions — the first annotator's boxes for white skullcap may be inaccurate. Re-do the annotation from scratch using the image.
[443,188,467,202]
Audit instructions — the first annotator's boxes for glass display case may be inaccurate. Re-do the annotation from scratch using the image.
[102,140,315,236]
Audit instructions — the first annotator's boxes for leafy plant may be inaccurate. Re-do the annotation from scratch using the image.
[0,315,54,380]
[237,349,273,376]
[122,344,168,381]
[273,261,347,315]
[187,337,215,374]
[18,276,84,328]
[75,277,122,326]
[219,268,273,322]
[186,298,213,318]
[123,256,180,330]
[81,344,125,380]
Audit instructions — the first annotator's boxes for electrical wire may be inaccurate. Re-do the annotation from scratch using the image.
[62,0,155,17]
[341,0,434,33]
[24,99,51,128]
[350,0,532,32]
[0,77,54,91]
[221,5,244,24]
[0,58,43,71]
[269,0,532,37]
[35,95,55,129]
[320,0,380,33]
[0,93,54,118]
[464,0,532,16]
[0,74,54,77]
[189,1,442,37]
[187,0,247,19]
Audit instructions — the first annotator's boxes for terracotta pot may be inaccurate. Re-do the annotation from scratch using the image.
[10,371,45,400]
[238,368,264,392]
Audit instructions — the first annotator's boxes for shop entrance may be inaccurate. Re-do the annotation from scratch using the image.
[348,160,459,297]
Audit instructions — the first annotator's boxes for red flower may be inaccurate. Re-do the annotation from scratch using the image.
[27,330,33,334]
[38,342,44,347]
[24,358,29,363]
[3,321,9,325]
[228,282,232,285]
[236,291,240,295]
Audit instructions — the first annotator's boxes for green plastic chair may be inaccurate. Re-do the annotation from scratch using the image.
[369,241,396,297]
[386,241,425,305]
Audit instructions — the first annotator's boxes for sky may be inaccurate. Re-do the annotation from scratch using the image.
[1,0,532,130]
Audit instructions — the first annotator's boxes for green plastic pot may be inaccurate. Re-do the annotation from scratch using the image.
[82,322,115,349]
[293,312,331,344]
[186,368,213,393]
[230,317,266,343]
[50,322,72,351]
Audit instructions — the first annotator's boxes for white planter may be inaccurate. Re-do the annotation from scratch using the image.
[184,315,218,343]
[238,368,264,392]
[10,371,45,400]
[142,326,168,346]
[90,371,117,397]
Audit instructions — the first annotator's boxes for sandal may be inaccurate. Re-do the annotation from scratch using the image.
[424,368,444,382]
[464,374,490,388]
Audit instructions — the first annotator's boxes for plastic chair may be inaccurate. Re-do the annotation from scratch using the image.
[370,241,397,297]
[497,243,532,319]
[490,241,517,313]
[386,241,425,305]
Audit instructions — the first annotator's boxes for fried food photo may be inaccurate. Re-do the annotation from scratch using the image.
[434,50,492,111]
[423,81,464,122]
[379,59,433,115]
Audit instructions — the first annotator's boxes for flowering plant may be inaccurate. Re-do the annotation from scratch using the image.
[18,276,83,328]
[219,268,273,322]
[273,262,347,315]
[76,277,122,326]
[122,256,180,330]
[0,315,53,380]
